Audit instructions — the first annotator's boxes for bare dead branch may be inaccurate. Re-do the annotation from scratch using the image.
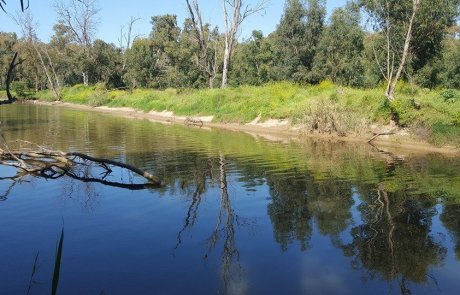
[0,141,162,190]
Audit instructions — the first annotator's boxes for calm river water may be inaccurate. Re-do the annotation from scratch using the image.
[1,104,460,295]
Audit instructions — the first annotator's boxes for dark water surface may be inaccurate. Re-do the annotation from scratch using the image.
[1,104,460,295]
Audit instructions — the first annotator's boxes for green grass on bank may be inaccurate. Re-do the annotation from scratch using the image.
[31,81,460,146]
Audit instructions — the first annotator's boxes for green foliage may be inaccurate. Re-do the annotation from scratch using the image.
[312,3,365,86]
[272,0,326,82]
[230,31,273,86]
[87,91,112,107]
[439,37,460,89]
[373,97,393,122]
[440,89,460,103]
[11,81,27,97]
[95,82,107,91]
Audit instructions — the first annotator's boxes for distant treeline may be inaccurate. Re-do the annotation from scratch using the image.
[0,0,459,94]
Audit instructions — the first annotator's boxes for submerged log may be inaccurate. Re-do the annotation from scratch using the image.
[0,139,162,189]
[184,117,204,128]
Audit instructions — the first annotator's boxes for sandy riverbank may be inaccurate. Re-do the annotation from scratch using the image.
[26,100,460,156]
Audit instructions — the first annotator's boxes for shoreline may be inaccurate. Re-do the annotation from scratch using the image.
[24,100,460,156]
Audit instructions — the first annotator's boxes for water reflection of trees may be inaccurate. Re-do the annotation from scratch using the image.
[341,184,446,292]
[265,168,449,293]
[144,146,458,294]
[173,153,246,295]
[267,173,354,251]
[440,203,460,260]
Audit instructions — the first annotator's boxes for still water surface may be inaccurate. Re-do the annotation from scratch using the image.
[1,104,460,295]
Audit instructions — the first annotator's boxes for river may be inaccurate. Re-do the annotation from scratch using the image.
[1,104,459,294]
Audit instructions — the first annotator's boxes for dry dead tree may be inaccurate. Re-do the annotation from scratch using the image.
[0,139,162,190]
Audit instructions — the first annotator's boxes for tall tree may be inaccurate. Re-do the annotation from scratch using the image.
[312,3,364,86]
[274,0,326,82]
[118,16,140,83]
[54,0,99,86]
[149,14,182,88]
[361,0,459,99]
[124,38,158,89]
[0,32,18,90]
[185,0,220,88]
[17,11,61,99]
[363,0,421,100]
[231,30,273,85]
[220,0,267,88]
[90,39,123,88]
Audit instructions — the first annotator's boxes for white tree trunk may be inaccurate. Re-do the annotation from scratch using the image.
[385,0,420,100]
[82,72,89,87]
[221,44,231,88]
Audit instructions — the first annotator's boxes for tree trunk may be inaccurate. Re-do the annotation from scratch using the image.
[34,45,61,100]
[82,71,89,86]
[221,44,230,88]
[384,0,420,100]
[209,75,214,89]
[4,52,25,104]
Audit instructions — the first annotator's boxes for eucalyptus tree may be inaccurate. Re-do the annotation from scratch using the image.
[220,0,268,88]
[1,0,29,103]
[185,0,220,88]
[149,14,182,88]
[54,0,99,86]
[439,33,460,89]
[124,38,159,88]
[118,17,140,72]
[0,32,18,90]
[273,0,326,82]
[231,30,273,85]
[312,3,364,86]
[17,11,61,99]
[90,39,123,88]
[361,0,460,99]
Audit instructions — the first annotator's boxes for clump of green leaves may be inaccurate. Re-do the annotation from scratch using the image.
[440,89,459,103]
[11,81,27,98]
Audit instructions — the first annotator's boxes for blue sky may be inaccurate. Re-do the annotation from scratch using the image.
[1,0,348,44]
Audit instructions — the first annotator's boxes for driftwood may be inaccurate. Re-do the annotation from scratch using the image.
[367,132,396,143]
[0,139,162,190]
[184,117,204,127]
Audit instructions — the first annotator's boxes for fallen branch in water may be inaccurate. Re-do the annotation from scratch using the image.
[185,117,203,128]
[367,132,396,143]
[0,139,162,190]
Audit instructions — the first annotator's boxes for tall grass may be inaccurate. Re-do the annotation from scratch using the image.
[32,82,460,146]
